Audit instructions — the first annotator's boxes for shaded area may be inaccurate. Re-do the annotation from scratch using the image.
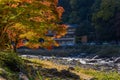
[23,59,81,80]
[18,45,120,58]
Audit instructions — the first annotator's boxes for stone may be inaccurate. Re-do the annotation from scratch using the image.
[68,67,75,71]
[92,55,99,59]
[87,59,98,63]
[19,72,29,80]
[60,70,80,79]
[90,77,98,80]
[114,57,120,63]
[47,68,58,74]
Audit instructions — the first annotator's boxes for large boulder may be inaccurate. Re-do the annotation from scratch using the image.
[68,67,75,71]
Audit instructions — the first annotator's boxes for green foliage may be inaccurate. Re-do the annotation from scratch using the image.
[37,71,43,80]
[75,67,120,80]
[59,0,95,24]
[0,51,24,80]
[96,46,120,57]
[0,52,24,72]
[92,0,120,41]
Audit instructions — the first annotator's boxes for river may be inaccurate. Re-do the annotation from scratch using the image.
[20,55,120,73]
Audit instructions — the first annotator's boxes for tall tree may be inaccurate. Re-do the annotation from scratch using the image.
[92,0,120,42]
[0,0,66,51]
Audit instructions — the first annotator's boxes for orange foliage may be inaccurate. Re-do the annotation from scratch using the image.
[56,6,65,19]
[47,46,53,50]
[1,0,66,50]
[11,3,19,8]
[55,24,67,38]
[54,0,58,5]
[22,0,33,3]
[40,1,51,6]
[16,40,24,48]
[29,17,44,22]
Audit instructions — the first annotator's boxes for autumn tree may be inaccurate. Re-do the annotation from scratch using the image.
[0,0,67,51]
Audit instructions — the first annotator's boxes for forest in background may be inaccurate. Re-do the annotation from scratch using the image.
[59,0,120,43]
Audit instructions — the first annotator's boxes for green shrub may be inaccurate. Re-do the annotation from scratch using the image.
[0,52,24,72]
[96,46,120,57]
[75,67,120,80]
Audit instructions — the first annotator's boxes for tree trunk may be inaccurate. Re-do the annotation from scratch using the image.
[13,45,17,52]
[13,40,18,53]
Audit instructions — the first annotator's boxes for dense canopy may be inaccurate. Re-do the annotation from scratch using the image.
[0,0,67,51]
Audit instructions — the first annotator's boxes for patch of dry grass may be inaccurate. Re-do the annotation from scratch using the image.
[25,58,69,71]
[24,58,94,80]
[22,58,120,80]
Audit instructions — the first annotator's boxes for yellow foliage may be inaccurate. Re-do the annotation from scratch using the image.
[0,0,67,49]
[25,42,40,49]
[19,31,37,39]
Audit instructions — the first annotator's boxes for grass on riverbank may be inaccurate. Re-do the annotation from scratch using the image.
[25,58,120,80]
[75,67,120,80]
[0,51,24,80]
[0,52,82,80]
[24,58,93,80]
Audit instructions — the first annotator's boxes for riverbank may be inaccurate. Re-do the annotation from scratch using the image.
[0,52,92,80]
[22,56,120,80]
[21,55,120,73]
[1,51,120,80]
